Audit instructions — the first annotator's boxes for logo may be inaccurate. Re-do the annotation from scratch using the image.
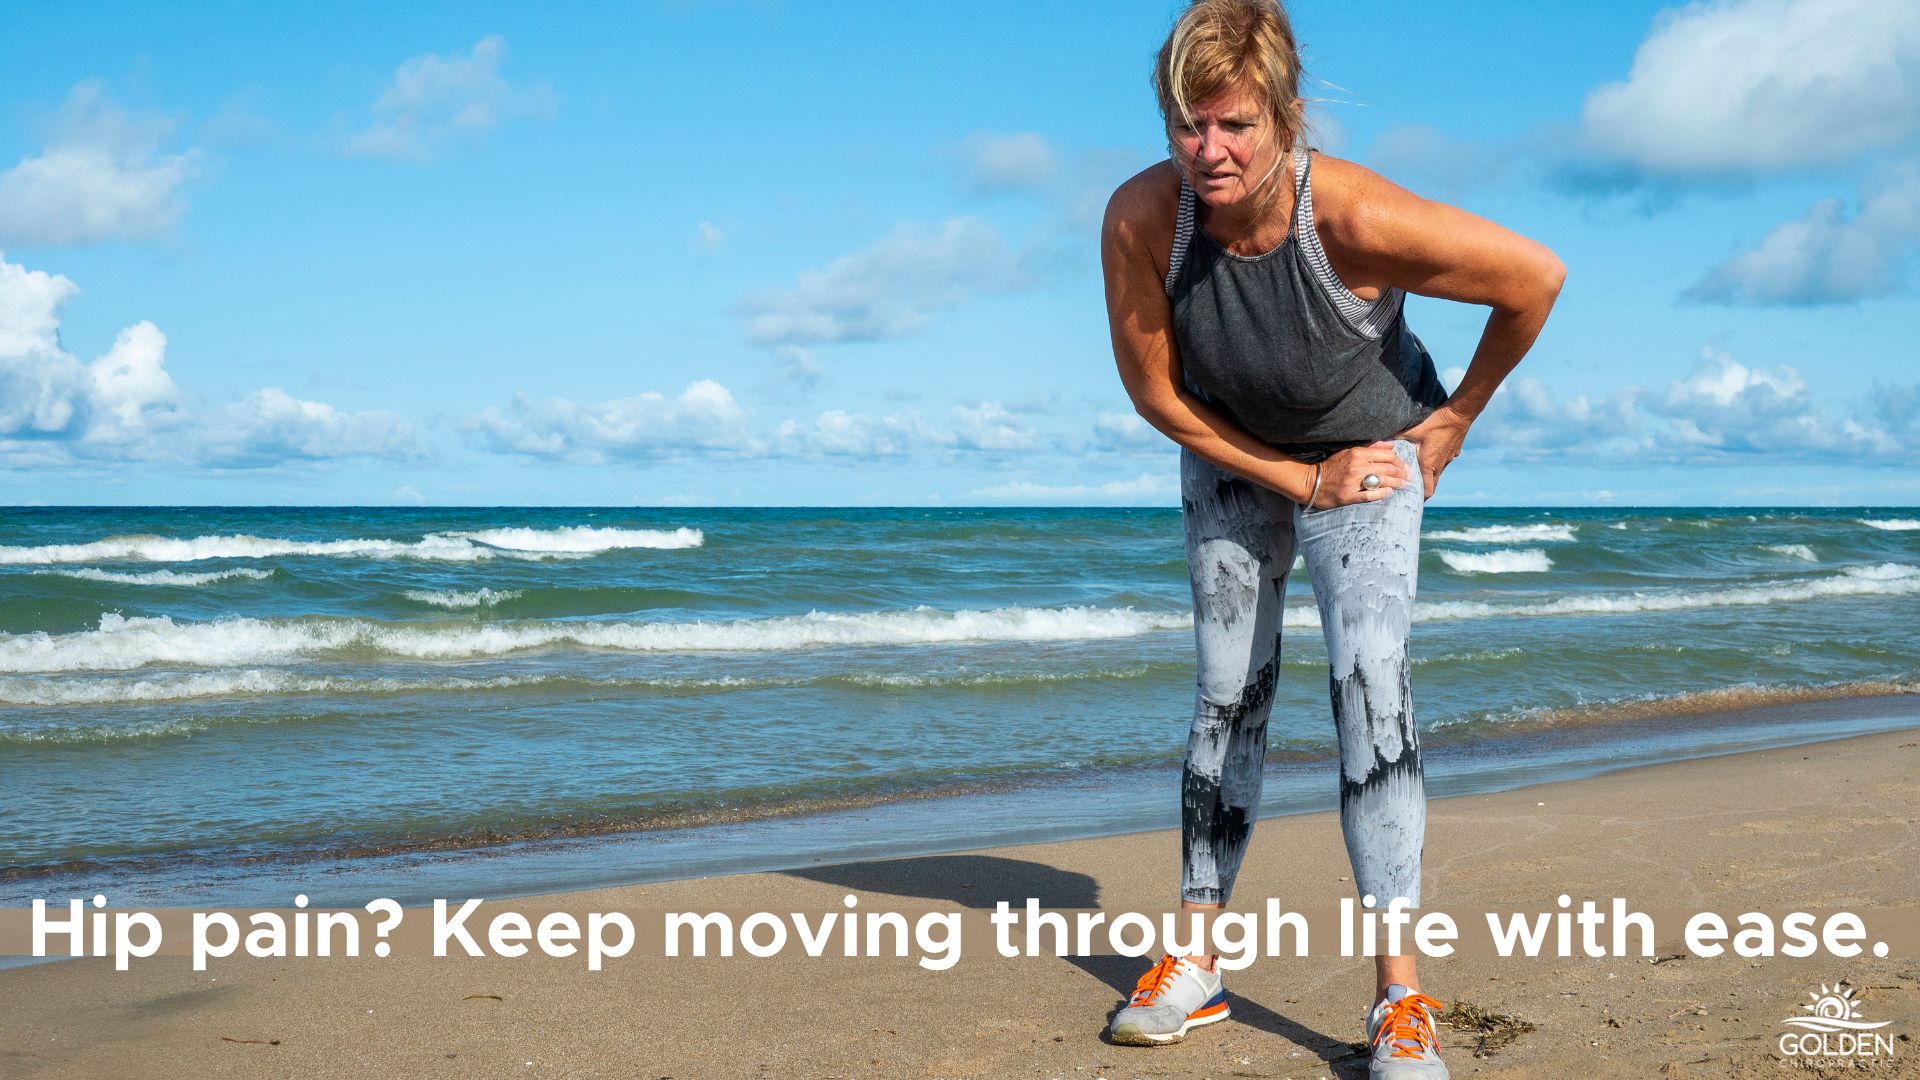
[1777,981,1897,1065]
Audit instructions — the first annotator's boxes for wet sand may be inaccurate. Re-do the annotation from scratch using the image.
[4,721,1920,1079]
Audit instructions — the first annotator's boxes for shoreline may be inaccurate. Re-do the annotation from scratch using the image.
[5,718,1920,1077]
[7,685,1917,913]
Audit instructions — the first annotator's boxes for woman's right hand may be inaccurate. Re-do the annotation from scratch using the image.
[1309,441,1410,509]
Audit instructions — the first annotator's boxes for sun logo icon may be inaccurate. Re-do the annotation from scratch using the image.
[1806,984,1860,1023]
[1782,982,1891,1033]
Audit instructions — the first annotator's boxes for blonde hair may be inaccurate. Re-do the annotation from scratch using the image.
[1153,0,1314,212]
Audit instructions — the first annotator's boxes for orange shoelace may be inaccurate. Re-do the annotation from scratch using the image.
[1128,954,1184,1006]
[1373,992,1444,1060]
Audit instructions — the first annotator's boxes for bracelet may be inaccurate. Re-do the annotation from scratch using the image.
[1305,461,1323,511]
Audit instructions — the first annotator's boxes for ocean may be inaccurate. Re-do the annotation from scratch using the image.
[2,506,1916,909]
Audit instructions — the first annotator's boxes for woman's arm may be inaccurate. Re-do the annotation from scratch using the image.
[1100,168,1410,506]
[1315,157,1567,497]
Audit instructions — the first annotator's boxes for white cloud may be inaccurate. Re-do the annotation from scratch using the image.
[347,36,556,163]
[201,389,419,467]
[465,386,1050,465]
[1579,0,1920,175]
[1648,349,1901,454]
[739,216,1026,348]
[1685,158,1920,304]
[1662,352,1804,409]
[793,135,1132,349]
[1468,347,1910,462]
[0,252,418,468]
[1092,410,1161,450]
[1468,374,1648,460]
[771,401,1037,457]
[0,257,76,357]
[83,320,184,445]
[694,221,725,251]
[950,401,1038,451]
[465,380,756,462]
[0,82,197,246]
[773,408,946,457]
[0,258,86,435]
[967,473,1177,504]
[956,132,1058,194]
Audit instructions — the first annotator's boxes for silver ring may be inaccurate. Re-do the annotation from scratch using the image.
[1361,473,1382,490]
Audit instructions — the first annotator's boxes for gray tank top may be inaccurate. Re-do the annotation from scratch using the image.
[1165,146,1449,463]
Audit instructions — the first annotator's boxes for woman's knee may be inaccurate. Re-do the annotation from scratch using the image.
[1192,650,1280,722]
[1187,537,1287,708]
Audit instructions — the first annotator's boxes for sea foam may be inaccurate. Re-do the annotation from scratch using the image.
[37,567,276,586]
[12,564,1915,674]
[1436,549,1553,574]
[445,526,703,552]
[402,587,525,608]
[0,525,702,566]
[1424,524,1577,543]
[1401,562,1920,624]
[0,605,1195,674]
[0,664,1190,708]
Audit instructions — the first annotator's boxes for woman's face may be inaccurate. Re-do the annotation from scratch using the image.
[1168,81,1282,211]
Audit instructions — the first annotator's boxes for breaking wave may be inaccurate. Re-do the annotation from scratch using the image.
[401,587,524,609]
[439,526,703,552]
[1437,549,1553,575]
[36,567,276,586]
[0,605,1196,674]
[0,526,703,566]
[1393,562,1920,626]
[9,564,1915,674]
[1424,524,1577,543]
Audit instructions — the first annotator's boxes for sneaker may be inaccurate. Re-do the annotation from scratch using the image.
[1107,954,1229,1046]
[1364,983,1449,1078]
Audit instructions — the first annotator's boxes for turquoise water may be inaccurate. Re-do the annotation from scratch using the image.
[1,506,1916,905]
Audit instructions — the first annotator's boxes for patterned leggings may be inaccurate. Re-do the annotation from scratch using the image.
[1178,438,1427,907]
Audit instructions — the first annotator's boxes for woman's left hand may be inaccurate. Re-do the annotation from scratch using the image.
[1393,405,1473,500]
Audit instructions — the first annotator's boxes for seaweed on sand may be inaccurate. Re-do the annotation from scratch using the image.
[1436,1000,1536,1057]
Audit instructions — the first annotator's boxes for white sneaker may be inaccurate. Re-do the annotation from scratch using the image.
[1364,983,1449,1078]
[1107,954,1230,1046]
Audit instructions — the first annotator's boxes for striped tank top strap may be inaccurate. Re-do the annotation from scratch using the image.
[1165,177,1196,296]
[1292,147,1405,338]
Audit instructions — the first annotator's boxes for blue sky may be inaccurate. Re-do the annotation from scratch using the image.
[2,0,1916,506]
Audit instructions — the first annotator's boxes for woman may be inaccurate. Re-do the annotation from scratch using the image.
[1098,1,1564,1074]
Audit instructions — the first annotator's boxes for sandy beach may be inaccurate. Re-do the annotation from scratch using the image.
[8,3,1920,1079]
[5,719,1920,1079]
